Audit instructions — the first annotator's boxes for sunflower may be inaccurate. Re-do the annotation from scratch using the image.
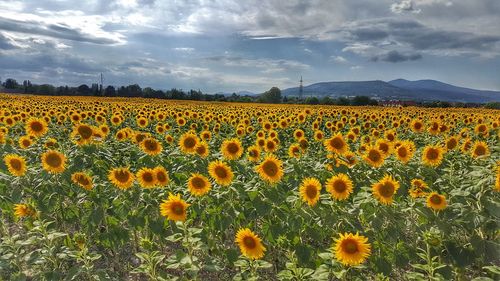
[13,204,35,219]
[154,166,170,186]
[334,232,371,266]
[256,154,284,184]
[72,123,94,145]
[108,167,135,189]
[426,192,447,211]
[326,173,353,201]
[471,141,490,158]
[41,150,66,174]
[19,135,33,149]
[195,142,209,158]
[264,138,278,153]
[235,228,266,260]
[409,179,428,198]
[160,193,190,221]
[140,137,163,156]
[444,136,459,151]
[187,173,211,196]
[4,154,27,177]
[25,118,48,137]
[410,120,424,133]
[221,138,243,160]
[395,141,414,164]
[208,160,234,186]
[247,145,261,162]
[422,145,444,167]
[179,132,199,154]
[137,168,157,188]
[494,164,500,192]
[362,146,385,168]
[324,133,348,154]
[340,151,357,168]
[288,143,301,159]
[299,177,322,206]
[372,175,400,205]
[375,139,392,157]
[71,172,93,190]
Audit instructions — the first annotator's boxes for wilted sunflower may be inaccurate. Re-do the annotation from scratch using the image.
[362,146,385,168]
[235,228,266,260]
[221,138,243,160]
[71,172,93,190]
[4,154,27,177]
[422,145,444,167]
[324,133,348,154]
[25,118,48,137]
[372,175,400,205]
[326,173,353,201]
[471,141,490,158]
[409,179,428,198]
[154,166,169,186]
[179,132,199,154]
[299,177,322,206]
[256,154,284,184]
[140,137,163,156]
[160,193,190,221]
[426,192,447,211]
[208,160,234,186]
[187,173,211,196]
[13,203,35,219]
[108,167,134,189]
[137,168,157,188]
[41,150,66,174]
[334,232,371,266]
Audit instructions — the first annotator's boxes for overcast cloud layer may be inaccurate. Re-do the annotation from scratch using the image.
[0,0,499,93]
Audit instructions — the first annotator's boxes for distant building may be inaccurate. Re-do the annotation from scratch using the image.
[380,100,417,107]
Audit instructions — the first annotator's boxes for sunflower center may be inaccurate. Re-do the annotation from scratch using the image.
[266,141,275,150]
[22,139,31,147]
[214,166,228,179]
[368,149,381,161]
[10,159,22,171]
[115,171,130,183]
[342,239,359,254]
[172,203,184,215]
[30,122,43,132]
[379,182,395,198]
[226,143,240,154]
[196,145,206,154]
[430,194,442,204]
[46,153,62,167]
[183,137,196,149]
[333,180,347,193]
[397,147,407,157]
[142,172,154,183]
[249,150,257,157]
[302,186,316,202]
[378,143,389,153]
[426,148,439,160]
[414,122,422,130]
[447,139,457,149]
[145,140,158,151]
[191,177,206,189]
[78,125,93,139]
[474,146,485,156]
[156,171,167,182]
[243,236,257,249]
[262,161,278,177]
[330,137,344,149]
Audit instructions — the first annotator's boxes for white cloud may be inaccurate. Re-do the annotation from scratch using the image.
[330,55,348,63]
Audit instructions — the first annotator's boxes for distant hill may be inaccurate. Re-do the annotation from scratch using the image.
[282,79,500,103]
[213,90,257,96]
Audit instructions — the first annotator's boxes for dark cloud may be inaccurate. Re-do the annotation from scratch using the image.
[0,17,120,44]
[372,50,422,62]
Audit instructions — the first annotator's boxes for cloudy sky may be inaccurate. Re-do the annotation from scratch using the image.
[0,0,499,93]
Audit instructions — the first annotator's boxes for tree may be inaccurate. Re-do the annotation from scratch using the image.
[4,78,18,89]
[104,86,116,97]
[260,87,282,103]
[77,84,91,95]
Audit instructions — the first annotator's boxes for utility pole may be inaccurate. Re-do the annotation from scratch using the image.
[299,75,303,99]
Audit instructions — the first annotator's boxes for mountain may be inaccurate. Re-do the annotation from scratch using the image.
[388,79,500,102]
[213,90,257,96]
[281,79,500,103]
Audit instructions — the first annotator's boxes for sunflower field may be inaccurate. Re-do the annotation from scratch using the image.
[0,94,499,281]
